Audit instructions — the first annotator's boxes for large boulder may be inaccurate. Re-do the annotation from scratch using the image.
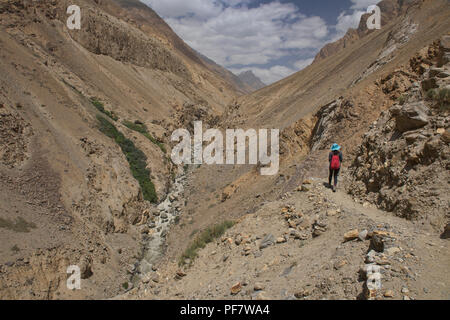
[392,102,429,133]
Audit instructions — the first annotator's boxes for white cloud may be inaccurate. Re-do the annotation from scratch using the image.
[350,0,380,10]
[142,0,329,84]
[335,9,365,38]
[293,58,314,70]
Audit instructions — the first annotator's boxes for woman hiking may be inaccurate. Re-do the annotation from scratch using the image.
[328,143,343,193]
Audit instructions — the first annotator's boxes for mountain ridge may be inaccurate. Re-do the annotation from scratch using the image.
[238,70,266,92]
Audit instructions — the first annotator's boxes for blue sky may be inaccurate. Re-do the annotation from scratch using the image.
[140,0,377,84]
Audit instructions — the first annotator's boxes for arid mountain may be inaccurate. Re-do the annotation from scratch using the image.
[0,0,240,299]
[106,0,252,95]
[238,70,266,92]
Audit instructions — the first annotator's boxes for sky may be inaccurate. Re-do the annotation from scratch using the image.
[140,0,378,84]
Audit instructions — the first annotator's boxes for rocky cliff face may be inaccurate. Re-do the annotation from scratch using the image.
[347,38,449,228]
[313,0,422,64]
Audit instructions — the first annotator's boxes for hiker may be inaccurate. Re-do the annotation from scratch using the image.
[328,143,343,192]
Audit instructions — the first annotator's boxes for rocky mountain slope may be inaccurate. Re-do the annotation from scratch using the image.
[0,0,241,299]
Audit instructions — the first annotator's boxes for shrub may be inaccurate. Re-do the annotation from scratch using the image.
[97,116,158,203]
[122,120,167,153]
[179,221,235,266]
[91,98,119,121]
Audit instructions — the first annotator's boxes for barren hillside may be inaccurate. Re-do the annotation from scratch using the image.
[0,0,241,299]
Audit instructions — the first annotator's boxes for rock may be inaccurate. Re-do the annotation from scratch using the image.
[327,209,338,217]
[298,216,311,230]
[385,247,401,256]
[365,250,377,264]
[384,290,395,298]
[291,230,308,240]
[276,237,287,244]
[358,230,368,241]
[80,256,93,279]
[404,132,426,144]
[259,234,275,250]
[176,270,187,278]
[312,227,326,238]
[254,283,265,291]
[152,275,160,283]
[142,275,151,284]
[370,234,385,252]
[441,223,450,239]
[300,185,311,192]
[401,287,409,294]
[429,67,450,78]
[334,260,347,270]
[231,282,242,295]
[375,257,390,266]
[243,246,252,256]
[441,35,450,52]
[344,229,359,242]
[371,230,396,238]
[303,179,313,185]
[253,251,263,258]
[394,102,429,133]
[294,289,311,299]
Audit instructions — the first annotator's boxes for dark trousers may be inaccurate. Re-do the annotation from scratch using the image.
[329,168,340,187]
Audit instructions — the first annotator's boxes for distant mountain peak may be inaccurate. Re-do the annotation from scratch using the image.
[238,70,266,92]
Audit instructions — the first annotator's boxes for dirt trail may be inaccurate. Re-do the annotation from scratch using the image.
[123,174,449,300]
